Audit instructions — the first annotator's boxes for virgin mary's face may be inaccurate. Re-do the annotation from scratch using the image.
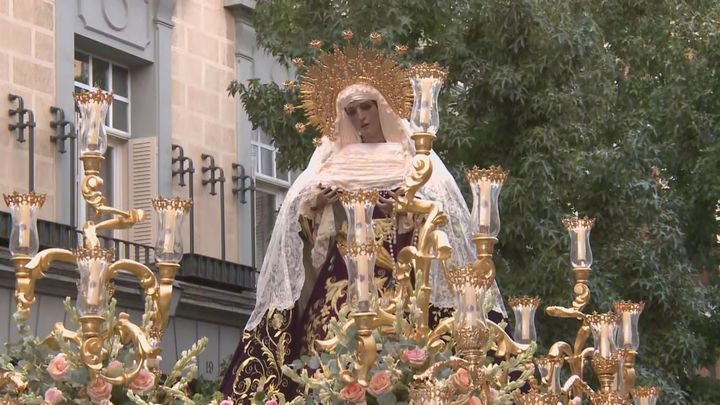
[344,100,384,143]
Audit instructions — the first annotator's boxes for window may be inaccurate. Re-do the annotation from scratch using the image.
[251,131,293,266]
[73,51,130,133]
[254,191,279,266]
[73,51,130,236]
[250,130,289,183]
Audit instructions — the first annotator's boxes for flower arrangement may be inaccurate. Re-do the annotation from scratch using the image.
[272,290,533,405]
[0,297,226,404]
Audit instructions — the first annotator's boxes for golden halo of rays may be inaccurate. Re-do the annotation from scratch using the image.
[299,46,413,141]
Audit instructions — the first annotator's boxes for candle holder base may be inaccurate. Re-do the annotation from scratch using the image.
[410,132,436,155]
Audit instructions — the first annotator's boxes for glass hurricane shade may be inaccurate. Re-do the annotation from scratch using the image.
[632,387,660,405]
[509,297,540,344]
[409,76,443,135]
[75,248,113,316]
[447,265,488,330]
[4,192,45,256]
[152,197,192,264]
[614,301,644,351]
[75,90,113,155]
[586,312,619,358]
[340,190,379,313]
[466,166,507,237]
[534,357,562,394]
[563,217,594,268]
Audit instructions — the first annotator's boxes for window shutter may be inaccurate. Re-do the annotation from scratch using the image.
[128,137,158,247]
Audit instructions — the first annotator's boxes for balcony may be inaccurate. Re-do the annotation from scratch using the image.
[0,211,257,292]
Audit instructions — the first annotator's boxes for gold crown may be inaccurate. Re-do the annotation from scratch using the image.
[299,46,414,140]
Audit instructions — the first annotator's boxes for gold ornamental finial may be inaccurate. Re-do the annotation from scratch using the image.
[562,216,595,230]
[407,62,449,84]
[74,89,114,105]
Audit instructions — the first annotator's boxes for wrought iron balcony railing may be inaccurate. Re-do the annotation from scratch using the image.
[0,211,256,291]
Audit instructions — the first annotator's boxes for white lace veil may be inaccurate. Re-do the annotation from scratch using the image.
[245,84,505,331]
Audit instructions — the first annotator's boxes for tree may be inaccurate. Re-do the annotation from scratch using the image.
[228,1,720,402]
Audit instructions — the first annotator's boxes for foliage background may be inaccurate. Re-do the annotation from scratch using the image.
[228,1,720,403]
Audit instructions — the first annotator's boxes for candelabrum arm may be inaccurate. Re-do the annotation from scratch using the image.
[97,312,160,385]
[105,260,158,294]
[548,341,574,359]
[488,320,531,357]
[80,154,145,229]
[0,371,28,395]
[394,245,416,306]
[104,260,159,328]
[545,305,584,320]
[620,350,637,398]
[561,375,593,404]
[573,323,591,356]
[16,249,75,316]
[41,321,82,350]
[25,248,76,277]
[315,318,357,353]
[94,208,145,231]
[426,316,454,353]
[397,154,433,206]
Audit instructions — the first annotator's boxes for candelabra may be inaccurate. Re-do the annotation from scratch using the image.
[513,217,658,405]
[310,59,660,405]
[311,64,527,404]
[1,89,192,390]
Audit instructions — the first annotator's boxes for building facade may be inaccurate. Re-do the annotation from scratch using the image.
[0,0,292,380]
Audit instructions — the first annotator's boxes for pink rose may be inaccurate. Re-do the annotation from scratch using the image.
[468,396,483,405]
[401,347,427,366]
[129,368,155,394]
[219,399,233,405]
[87,378,112,403]
[44,387,64,404]
[105,360,124,378]
[488,388,500,404]
[340,382,366,403]
[47,353,71,381]
[451,368,471,392]
[265,400,278,405]
[367,370,393,396]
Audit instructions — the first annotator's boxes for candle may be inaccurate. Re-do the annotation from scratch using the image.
[18,204,31,248]
[86,259,102,306]
[355,202,369,306]
[521,306,530,340]
[576,227,586,265]
[419,78,434,128]
[163,209,176,253]
[464,283,478,326]
[622,312,632,347]
[357,256,370,305]
[478,181,492,231]
[88,102,100,148]
[600,324,610,357]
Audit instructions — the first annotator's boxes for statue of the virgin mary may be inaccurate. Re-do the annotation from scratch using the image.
[220,47,506,402]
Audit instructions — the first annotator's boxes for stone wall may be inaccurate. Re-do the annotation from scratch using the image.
[170,0,239,262]
[0,0,57,219]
